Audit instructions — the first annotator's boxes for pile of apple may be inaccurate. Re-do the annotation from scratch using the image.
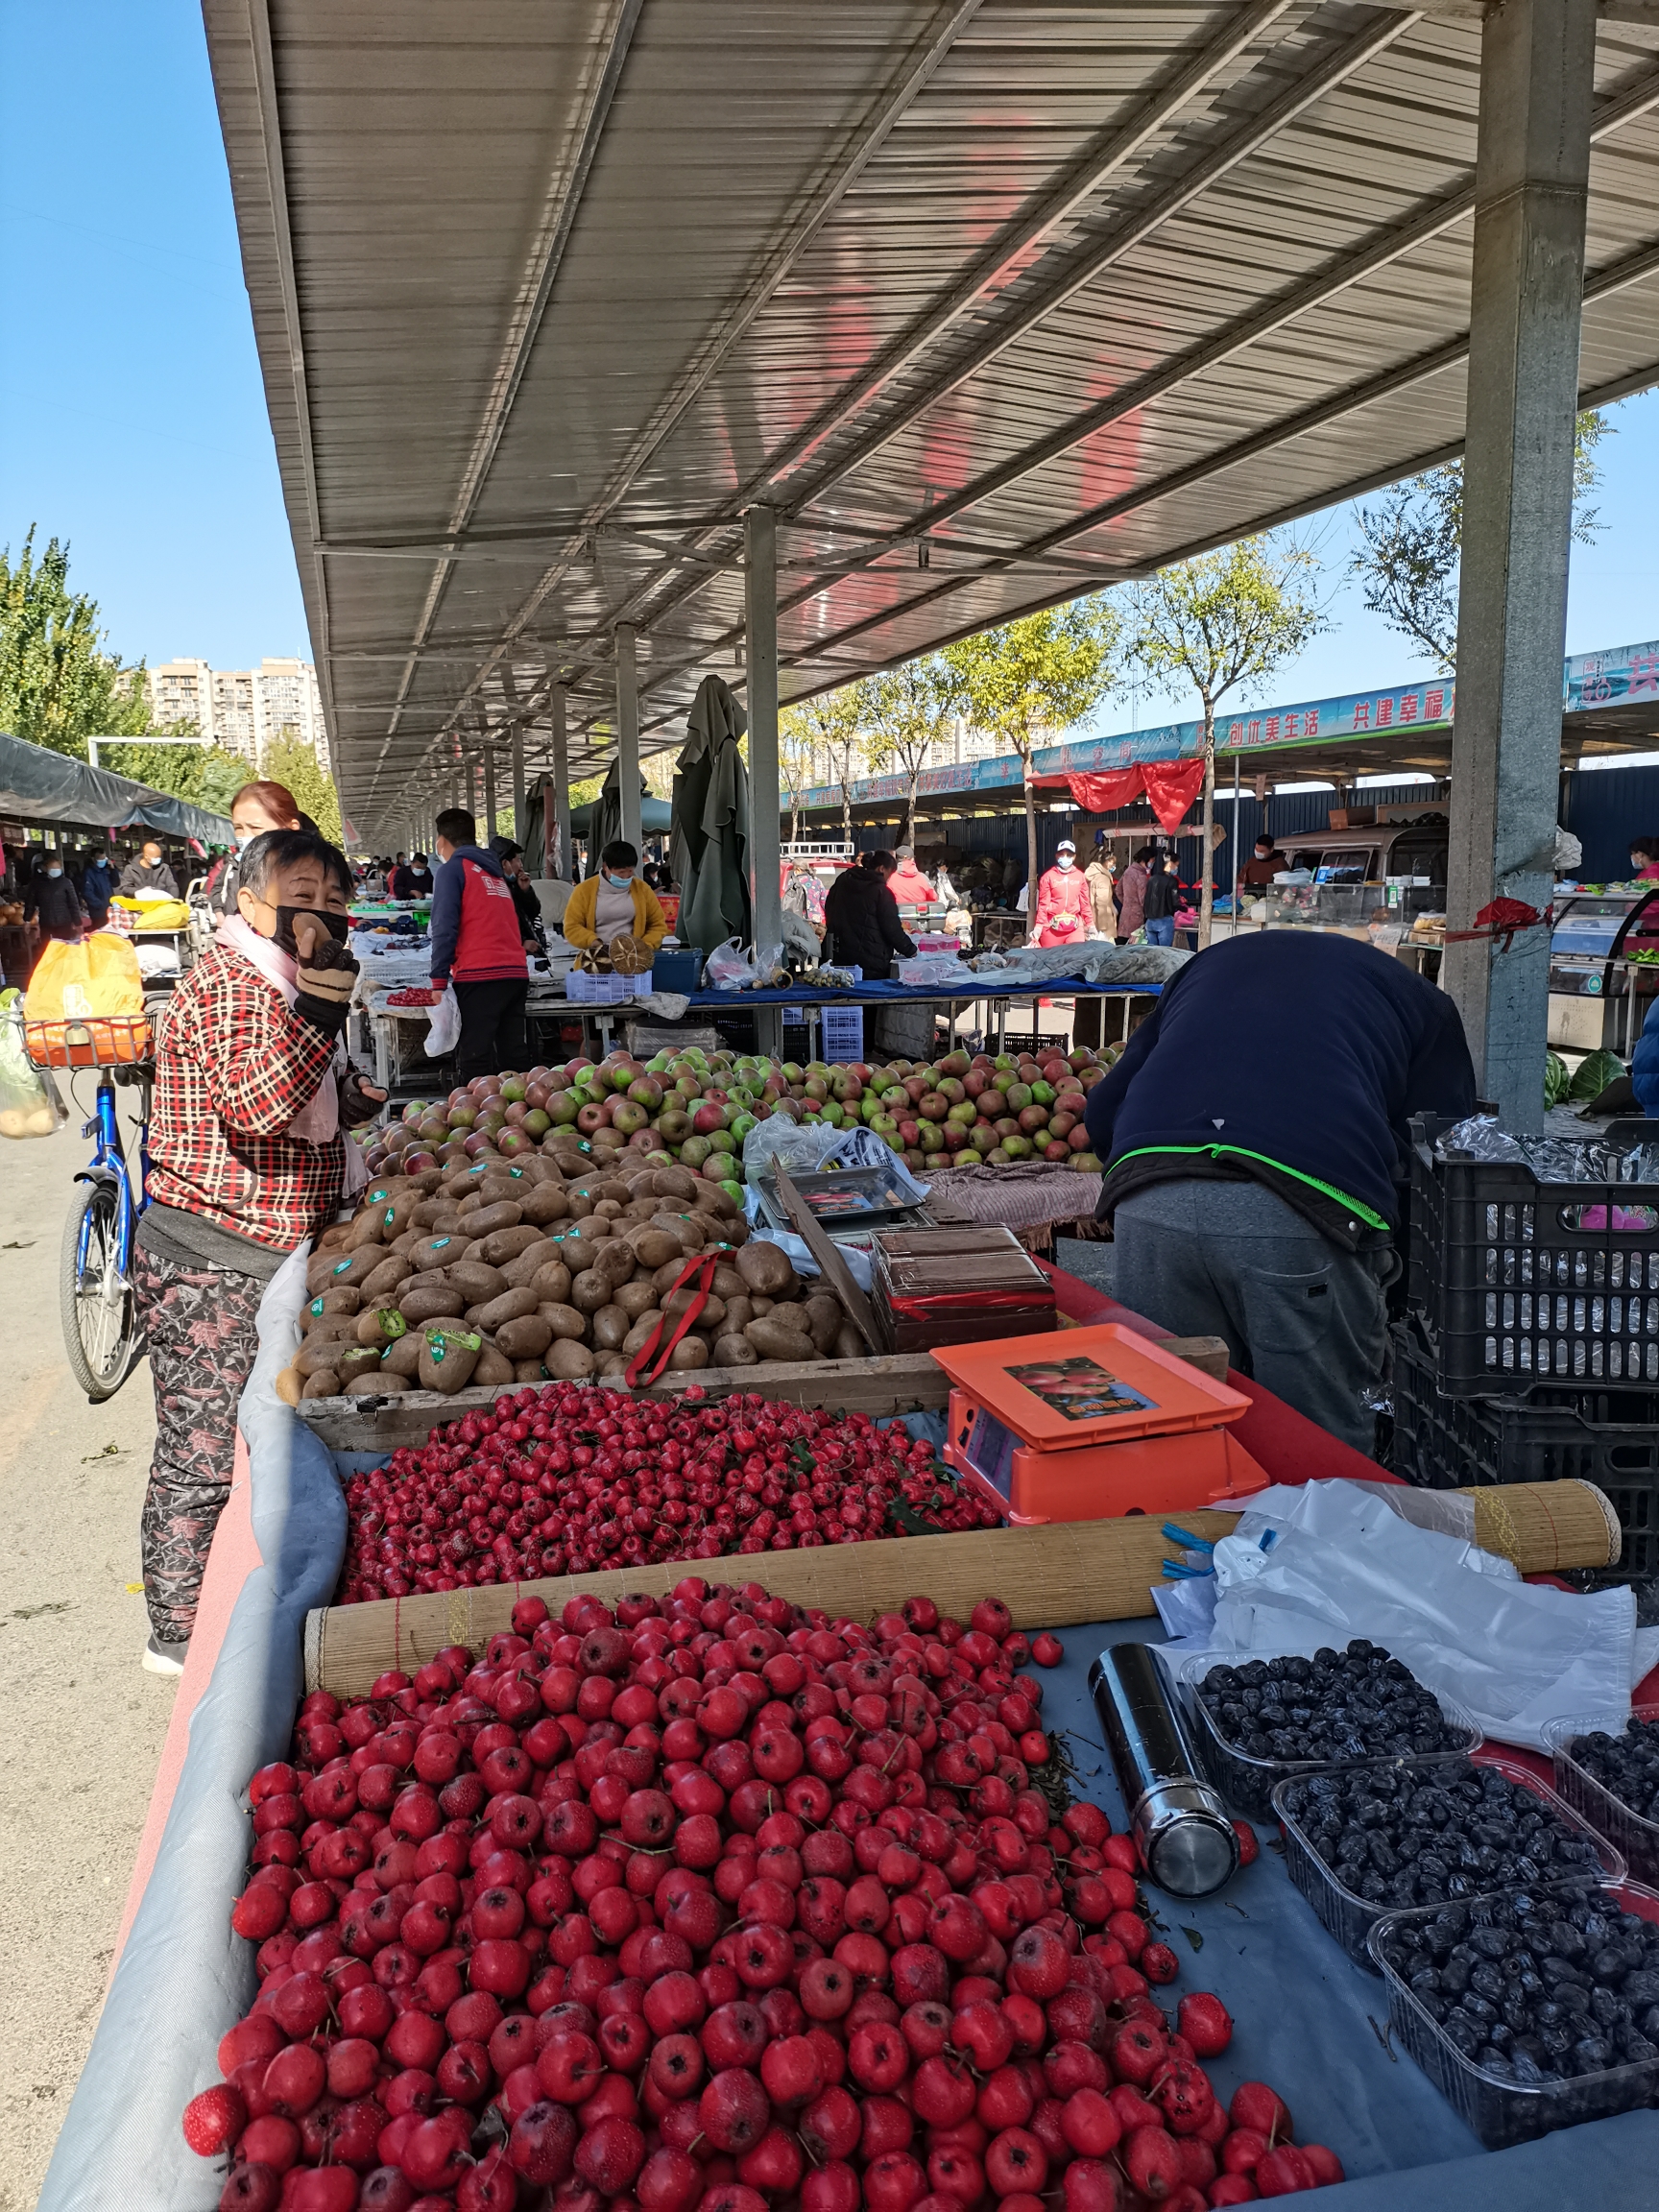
[360,1045,1111,1191]
[184,1579,1343,2209]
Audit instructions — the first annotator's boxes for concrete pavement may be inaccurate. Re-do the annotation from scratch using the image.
[0,1106,173,2208]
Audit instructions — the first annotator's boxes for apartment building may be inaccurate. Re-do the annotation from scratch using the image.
[147,657,327,767]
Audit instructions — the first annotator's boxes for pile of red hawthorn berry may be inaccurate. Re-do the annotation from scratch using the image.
[338,1387,1001,1602]
[184,1580,1343,2208]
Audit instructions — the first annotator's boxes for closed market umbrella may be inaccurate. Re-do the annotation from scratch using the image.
[673,674,751,955]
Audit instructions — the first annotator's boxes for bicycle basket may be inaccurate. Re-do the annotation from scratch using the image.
[24,1016,152,1070]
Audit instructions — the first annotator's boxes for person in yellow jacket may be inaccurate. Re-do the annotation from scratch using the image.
[562,839,669,957]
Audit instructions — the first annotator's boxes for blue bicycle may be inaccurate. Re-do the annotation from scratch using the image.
[27,1014,154,1400]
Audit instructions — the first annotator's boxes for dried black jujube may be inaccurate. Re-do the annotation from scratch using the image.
[1376,1884,1659,2084]
[1282,1758,1601,1911]
[1198,1641,1461,1767]
[1568,1718,1659,1823]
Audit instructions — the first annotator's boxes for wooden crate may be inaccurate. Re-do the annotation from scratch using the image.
[302,1510,1242,1697]
[294,1336,1228,1451]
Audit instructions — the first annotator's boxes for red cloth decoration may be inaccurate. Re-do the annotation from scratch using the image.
[1443,899,1553,953]
[1030,759,1206,831]
[1139,759,1207,831]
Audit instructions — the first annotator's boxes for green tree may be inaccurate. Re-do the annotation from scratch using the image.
[1351,412,1610,672]
[778,706,820,847]
[861,655,963,847]
[0,528,152,756]
[786,684,870,850]
[1126,537,1325,949]
[942,598,1120,920]
[100,732,250,818]
[262,733,344,846]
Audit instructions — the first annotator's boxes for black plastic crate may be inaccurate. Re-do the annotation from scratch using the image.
[1390,1325,1659,1574]
[1407,1113,1659,1398]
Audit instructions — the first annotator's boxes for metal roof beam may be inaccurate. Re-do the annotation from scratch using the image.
[784,6,1422,515]
[825,50,1659,559]
[371,0,645,780]
[671,239,1659,707]
[751,0,1299,498]
[526,8,1433,693]
[417,0,985,764]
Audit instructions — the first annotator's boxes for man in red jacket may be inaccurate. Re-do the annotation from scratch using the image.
[429,807,532,1077]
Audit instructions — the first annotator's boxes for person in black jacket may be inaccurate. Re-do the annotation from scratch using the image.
[25,851,86,941]
[823,853,915,975]
[118,842,180,899]
[1083,930,1476,1454]
[1141,854,1180,946]
[391,852,435,899]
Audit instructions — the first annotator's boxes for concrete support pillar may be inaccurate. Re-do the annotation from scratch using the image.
[512,725,526,848]
[615,625,642,854]
[484,743,499,846]
[746,504,783,1057]
[549,686,570,881]
[1443,0,1596,1131]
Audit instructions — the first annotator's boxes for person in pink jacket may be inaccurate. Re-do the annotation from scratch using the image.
[1028,838,1096,948]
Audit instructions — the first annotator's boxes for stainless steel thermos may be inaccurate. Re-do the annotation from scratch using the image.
[1088,1642,1238,1897]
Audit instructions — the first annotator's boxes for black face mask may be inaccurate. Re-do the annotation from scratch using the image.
[270,906,351,957]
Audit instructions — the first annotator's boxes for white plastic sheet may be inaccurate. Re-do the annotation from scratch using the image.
[1155,1480,1659,1750]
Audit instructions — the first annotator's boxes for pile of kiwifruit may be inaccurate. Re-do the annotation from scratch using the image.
[276,1151,862,1405]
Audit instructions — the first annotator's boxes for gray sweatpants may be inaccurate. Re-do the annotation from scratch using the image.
[1111,1179,1395,1457]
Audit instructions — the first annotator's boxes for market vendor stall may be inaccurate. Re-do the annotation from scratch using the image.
[42,1234,1659,2211]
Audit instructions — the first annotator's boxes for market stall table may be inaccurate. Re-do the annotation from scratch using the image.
[682,974,1163,1059]
[47,1239,1659,2210]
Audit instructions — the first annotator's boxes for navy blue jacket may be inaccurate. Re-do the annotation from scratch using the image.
[1085,932,1476,1237]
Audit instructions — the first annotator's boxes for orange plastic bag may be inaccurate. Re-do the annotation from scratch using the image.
[23,935,149,1066]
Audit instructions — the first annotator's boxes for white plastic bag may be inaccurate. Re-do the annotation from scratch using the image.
[0,990,66,1139]
[424,986,460,1058]
[1157,1479,1659,1750]
[705,937,757,992]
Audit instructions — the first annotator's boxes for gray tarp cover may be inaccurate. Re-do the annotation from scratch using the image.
[36,1302,1659,2206]
[0,729,234,846]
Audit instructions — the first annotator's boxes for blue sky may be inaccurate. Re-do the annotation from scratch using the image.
[2,0,1654,708]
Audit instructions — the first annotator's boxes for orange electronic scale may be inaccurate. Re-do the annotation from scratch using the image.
[934,1323,1270,1525]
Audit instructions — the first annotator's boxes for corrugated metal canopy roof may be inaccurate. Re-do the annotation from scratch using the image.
[204,0,1659,840]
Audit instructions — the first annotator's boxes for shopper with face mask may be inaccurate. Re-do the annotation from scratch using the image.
[25,850,86,941]
[1028,837,1094,948]
[561,838,669,965]
[1628,836,1659,882]
[118,840,180,900]
[133,828,385,1673]
[81,849,115,926]
[391,851,434,899]
[430,806,533,1078]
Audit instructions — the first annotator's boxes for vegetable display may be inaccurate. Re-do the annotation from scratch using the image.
[358,1045,1112,1187]
[339,1384,1002,1601]
[183,1577,1343,2207]
[279,1155,866,1405]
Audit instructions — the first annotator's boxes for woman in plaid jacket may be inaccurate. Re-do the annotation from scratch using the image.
[133,830,383,1672]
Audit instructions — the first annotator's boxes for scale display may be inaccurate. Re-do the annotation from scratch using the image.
[1005,1356,1157,1423]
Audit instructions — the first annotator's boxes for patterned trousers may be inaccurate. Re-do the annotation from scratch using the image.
[132,1245,266,1644]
